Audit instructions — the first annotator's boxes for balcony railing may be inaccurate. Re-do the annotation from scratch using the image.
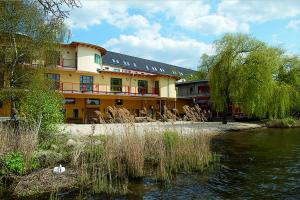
[177,92,210,98]
[58,82,159,96]
[57,58,77,69]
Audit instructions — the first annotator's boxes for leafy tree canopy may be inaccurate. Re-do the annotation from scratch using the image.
[207,33,293,123]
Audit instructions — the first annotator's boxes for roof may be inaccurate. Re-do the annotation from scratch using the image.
[63,41,107,55]
[102,51,195,77]
[176,80,209,86]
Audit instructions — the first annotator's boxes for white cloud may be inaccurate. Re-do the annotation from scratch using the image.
[103,25,213,69]
[286,19,300,30]
[66,1,150,30]
[218,0,300,23]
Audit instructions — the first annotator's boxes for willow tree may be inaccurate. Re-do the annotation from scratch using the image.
[208,33,292,124]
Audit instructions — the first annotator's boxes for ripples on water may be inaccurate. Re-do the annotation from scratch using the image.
[3,128,300,200]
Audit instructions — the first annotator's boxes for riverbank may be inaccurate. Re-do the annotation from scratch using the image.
[61,121,263,136]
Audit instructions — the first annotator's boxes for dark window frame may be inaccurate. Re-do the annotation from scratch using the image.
[111,78,122,92]
[86,98,100,105]
[115,99,123,106]
[64,98,76,104]
[94,54,101,64]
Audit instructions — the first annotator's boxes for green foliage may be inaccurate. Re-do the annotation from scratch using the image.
[266,117,296,128]
[0,0,68,118]
[3,152,25,175]
[20,68,64,138]
[207,33,293,122]
[163,130,179,151]
[186,54,212,80]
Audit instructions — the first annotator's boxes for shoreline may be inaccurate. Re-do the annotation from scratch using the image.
[60,121,264,136]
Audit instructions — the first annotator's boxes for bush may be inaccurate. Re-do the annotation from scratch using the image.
[266,117,296,128]
[20,69,63,138]
[3,152,25,175]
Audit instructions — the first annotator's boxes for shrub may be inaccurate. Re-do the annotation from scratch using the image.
[266,117,296,128]
[3,152,25,175]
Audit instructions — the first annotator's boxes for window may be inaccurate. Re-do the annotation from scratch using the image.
[64,98,76,104]
[86,99,100,105]
[146,65,149,70]
[0,100,3,108]
[115,99,123,106]
[112,59,115,62]
[113,68,121,72]
[95,54,101,64]
[111,78,122,92]
[47,73,60,90]
[133,63,137,67]
[116,59,119,63]
[138,80,148,94]
[80,76,93,92]
[73,109,79,118]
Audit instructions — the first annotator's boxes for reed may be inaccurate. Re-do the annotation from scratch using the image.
[0,122,38,171]
[73,125,217,195]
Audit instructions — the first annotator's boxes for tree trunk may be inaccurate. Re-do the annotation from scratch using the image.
[222,96,230,124]
[222,101,228,124]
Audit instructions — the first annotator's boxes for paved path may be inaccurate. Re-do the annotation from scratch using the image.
[60,121,263,136]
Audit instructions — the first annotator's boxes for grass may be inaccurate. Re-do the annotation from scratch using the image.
[265,117,296,128]
[72,126,217,195]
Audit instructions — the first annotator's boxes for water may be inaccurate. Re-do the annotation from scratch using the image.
[2,128,300,199]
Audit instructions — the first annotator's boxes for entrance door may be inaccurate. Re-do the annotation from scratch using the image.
[154,81,159,95]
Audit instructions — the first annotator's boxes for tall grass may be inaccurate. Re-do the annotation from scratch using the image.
[0,122,38,170]
[72,126,217,195]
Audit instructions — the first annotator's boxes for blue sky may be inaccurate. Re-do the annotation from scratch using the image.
[67,0,300,70]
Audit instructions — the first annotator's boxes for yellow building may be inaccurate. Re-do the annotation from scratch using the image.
[0,41,194,123]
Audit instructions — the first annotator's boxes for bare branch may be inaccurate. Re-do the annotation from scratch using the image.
[36,0,81,18]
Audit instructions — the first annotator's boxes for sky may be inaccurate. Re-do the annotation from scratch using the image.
[67,0,300,70]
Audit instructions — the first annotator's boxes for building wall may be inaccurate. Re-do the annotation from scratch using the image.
[158,78,176,98]
[61,47,77,68]
[51,69,167,94]
[77,46,102,72]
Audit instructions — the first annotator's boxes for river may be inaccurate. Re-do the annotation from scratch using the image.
[3,128,300,199]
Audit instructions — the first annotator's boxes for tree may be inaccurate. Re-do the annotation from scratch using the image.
[0,1,69,134]
[20,68,64,137]
[276,55,300,115]
[185,54,212,80]
[208,33,292,124]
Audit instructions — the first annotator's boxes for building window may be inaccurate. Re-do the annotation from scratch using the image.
[86,99,100,105]
[138,80,148,94]
[115,99,123,106]
[64,98,76,104]
[73,109,79,118]
[47,73,60,90]
[0,100,3,108]
[94,54,101,64]
[80,76,93,92]
[111,78,122,92]
[190,86,194,94]
[112,68,121,72]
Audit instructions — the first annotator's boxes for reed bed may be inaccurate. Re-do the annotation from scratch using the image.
[73,126,217,195]
[0,122,38,170]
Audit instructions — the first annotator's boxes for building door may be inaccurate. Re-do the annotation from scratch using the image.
[138,80,148,94]
[154,81,159,95]
[80,76,93,92]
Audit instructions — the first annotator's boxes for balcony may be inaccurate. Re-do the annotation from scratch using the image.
[57,58,77,69]
[58,82,160,97]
